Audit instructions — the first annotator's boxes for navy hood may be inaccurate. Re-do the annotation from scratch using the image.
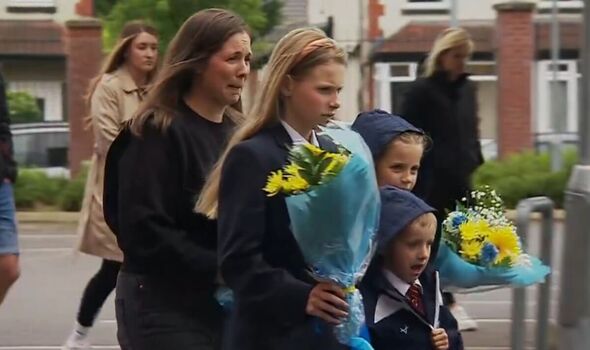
[377,185,436,251]
[351,109,423,160]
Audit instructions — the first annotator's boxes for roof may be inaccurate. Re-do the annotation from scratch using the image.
[0,20,65,56]
[374,20,582,61]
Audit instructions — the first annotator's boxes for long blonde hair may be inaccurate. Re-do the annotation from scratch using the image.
[197,27,347,218]
[423,27,474,77]
[128,9,249,136]
[86,21,158,122]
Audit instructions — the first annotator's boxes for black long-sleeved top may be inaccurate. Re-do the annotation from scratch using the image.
[103,101,235,288]
[0,73,17,182]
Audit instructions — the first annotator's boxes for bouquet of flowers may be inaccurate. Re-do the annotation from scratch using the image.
[437,185,550,291]
[263,126,380,349]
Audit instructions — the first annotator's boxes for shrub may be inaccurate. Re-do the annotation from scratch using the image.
[7,91,43,124]
[473,150,577,208]
[58,164,89,212]
[13,169,68,209]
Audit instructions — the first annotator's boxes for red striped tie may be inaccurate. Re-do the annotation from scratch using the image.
[406,283,425,315]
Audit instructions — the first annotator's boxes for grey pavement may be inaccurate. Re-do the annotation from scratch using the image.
[0,221,564,349]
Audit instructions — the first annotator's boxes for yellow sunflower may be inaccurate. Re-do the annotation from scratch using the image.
[487,226,521,264]
[459,220,490,241]
[460,240,483,263]
[263,170,284,197]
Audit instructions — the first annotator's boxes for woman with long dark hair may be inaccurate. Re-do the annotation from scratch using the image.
[103,9,251,350]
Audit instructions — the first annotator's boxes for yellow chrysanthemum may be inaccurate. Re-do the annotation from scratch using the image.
[263,170,284,197]
[487,226,521,264]
[321,153,349,176]
[302,143,325,157]
[460,240,483,262]
[459,220,490,241]
[282,175,310,194]
[284,163,302,176]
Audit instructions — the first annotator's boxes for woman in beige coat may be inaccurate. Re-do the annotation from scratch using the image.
[63,21,158,350]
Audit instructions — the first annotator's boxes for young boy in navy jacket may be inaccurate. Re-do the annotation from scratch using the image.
[360,186,463,350]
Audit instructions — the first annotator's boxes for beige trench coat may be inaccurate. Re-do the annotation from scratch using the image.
[77,67,145,262]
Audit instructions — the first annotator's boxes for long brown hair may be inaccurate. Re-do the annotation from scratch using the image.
[128,8,250,136]
[197,27,347,218]
[86,21,158,110]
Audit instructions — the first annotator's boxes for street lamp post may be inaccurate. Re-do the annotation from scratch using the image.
[550,0,562,172]
[558,2,590,349]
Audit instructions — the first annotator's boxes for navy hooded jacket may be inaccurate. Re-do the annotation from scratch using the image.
[360,186,463,350]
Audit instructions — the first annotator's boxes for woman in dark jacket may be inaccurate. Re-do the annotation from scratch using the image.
[401,27,484,332]
[103,9,251,350]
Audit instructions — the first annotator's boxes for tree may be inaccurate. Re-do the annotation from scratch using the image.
[101,0,283,53]
[7,91,42,124]
[95,0,117,17]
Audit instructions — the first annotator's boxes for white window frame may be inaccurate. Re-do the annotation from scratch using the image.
[7,81,64,122]
[467,61,498,82]
[538,0,583,11]
[402,0,450,11]
[373,62,419,112]
[374,61,498,111]
[536,60,580,135]
[7,0,55,7]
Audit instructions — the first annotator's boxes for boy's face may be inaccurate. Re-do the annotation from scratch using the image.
[384,213,436,284]
[376,140,423,190]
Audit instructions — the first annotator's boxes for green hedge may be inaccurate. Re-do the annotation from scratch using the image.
[10,151,578,211]
[473,150,577,208]
[13,165,88,212]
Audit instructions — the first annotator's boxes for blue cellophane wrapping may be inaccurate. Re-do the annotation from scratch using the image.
[285,127,380,347]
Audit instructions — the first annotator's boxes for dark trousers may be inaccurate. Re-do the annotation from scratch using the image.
[77,259,121,327]
[115,271,223,350]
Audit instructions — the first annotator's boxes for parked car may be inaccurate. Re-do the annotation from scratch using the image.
[10,122,69,177]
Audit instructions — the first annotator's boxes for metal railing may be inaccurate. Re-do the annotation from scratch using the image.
[511,196,555,350]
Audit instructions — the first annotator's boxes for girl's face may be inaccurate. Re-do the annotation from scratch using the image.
[196,31,252,108]
[127,32,158,74]
[376,139,423,190]
[282,61,345,131]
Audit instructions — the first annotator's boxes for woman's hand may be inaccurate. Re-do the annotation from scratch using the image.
[305,282,349,325]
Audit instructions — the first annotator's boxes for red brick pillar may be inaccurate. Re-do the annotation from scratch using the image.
[494,1,536,158]
[365,0,384,109]
[65,19,102,176]
[75,0,94,17]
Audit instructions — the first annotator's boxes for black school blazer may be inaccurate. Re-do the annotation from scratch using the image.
[218,122,349,350]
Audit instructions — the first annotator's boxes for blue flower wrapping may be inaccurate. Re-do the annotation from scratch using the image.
[285,127,380,347]
[435,243,551,292]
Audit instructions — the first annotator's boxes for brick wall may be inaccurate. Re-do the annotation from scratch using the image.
[75,0,94,17]
[494,1,536,157]
[65,19,102,176]
[365,0,385,110]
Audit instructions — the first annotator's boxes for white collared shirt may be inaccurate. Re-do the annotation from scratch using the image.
[374,270,422,323]
[280,120,320,147]
[383,269,422,296]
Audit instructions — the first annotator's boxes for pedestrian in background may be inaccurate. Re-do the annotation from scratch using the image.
[63,20,159,350]
[401,27,484,332]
